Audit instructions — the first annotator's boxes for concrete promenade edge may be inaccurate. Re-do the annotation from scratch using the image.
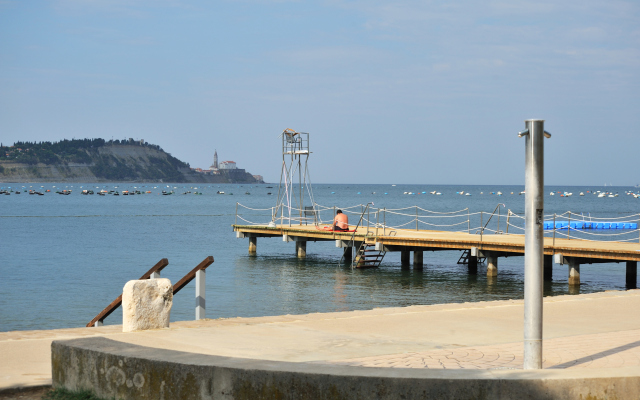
[3,290,640,398]
[52,337,640,400]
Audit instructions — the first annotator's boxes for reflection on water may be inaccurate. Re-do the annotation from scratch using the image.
[486,276,498,294]
[210,250,621,320]
[568,284,581,295]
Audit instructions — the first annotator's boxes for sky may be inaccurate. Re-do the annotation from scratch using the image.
[1,0,639,185]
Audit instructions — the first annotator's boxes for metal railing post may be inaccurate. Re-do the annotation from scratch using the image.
[172,257,214,319]
[468,209,470,233]
[416,206,419,231]
[506,211,510,234]
[567,211,571,240]
[480,211,483,242]
[384,208,386,236]
[235,202,238,226]
[195,269,205,320]
[553,213,556,247]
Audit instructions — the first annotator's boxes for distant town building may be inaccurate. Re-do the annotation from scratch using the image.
[219,161,237,170]
[191,151,260,182]
[210,150,219,170]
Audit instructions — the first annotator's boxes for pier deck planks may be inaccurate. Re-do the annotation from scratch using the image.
[233,224,640,262]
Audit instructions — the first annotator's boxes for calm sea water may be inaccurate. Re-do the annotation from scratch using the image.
[1,183,638,332]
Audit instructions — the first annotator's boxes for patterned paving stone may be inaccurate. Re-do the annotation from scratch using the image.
[328,329,640,370]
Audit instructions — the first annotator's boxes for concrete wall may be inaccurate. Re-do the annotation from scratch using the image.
[52,337,640,400]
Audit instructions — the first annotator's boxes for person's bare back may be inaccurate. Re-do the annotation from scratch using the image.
[333,210,349,231]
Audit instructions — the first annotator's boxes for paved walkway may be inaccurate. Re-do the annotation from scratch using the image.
[2,290,640,393]
[329,329,640,370]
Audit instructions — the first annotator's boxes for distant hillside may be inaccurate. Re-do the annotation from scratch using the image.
[0,139,262,183]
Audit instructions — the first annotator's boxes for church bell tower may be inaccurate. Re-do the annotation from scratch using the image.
[211,150,219,170]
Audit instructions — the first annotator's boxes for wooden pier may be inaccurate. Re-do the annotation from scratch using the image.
[233,224,639,288]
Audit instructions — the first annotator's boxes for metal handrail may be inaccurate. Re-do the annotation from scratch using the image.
[481,204,506,234]
[338,203,372,267]
[87,258,169,327]
[172,256,214,294]
[87,256,215,327]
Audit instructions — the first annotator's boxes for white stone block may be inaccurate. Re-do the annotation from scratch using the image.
[122,278,173,332]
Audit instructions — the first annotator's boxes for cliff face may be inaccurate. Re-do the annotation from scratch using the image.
[0,145,262,183]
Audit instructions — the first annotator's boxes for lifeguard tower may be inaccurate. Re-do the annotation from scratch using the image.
[272,129,317,226]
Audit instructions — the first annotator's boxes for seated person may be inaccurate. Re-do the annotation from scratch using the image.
[333,210,349,231]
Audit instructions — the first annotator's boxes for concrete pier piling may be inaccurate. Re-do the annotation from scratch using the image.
[401,249,410,268]
[544,255,553,281]
[296,241,307,259]
[568,259,580,286]
[343,247,352,262]
[627,261,637,289]
[468,254,478,275]
[413,251,423,269]
[249,237,257,255]
[486,252,498,277]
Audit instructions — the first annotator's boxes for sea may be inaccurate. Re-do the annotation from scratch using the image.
[1,182,639,332]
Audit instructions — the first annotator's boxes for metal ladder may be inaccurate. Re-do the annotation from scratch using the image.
[338,202,387,269]
[457,249,486,265]
[353,242,386,269]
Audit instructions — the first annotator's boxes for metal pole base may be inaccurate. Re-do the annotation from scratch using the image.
[523,340,542,369]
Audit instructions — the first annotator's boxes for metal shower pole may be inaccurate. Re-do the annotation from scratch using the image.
[519,119,551,369]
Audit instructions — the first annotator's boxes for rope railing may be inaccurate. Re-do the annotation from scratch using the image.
[385,210,470,219]
[234,203,640,245]
[236,203,277,212]
[505,209,640,243]
[416,206,470,215]
[506,222,525,231]
[417,220,469,228]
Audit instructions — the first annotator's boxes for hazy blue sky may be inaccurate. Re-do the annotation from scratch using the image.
[1,1,638,185]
